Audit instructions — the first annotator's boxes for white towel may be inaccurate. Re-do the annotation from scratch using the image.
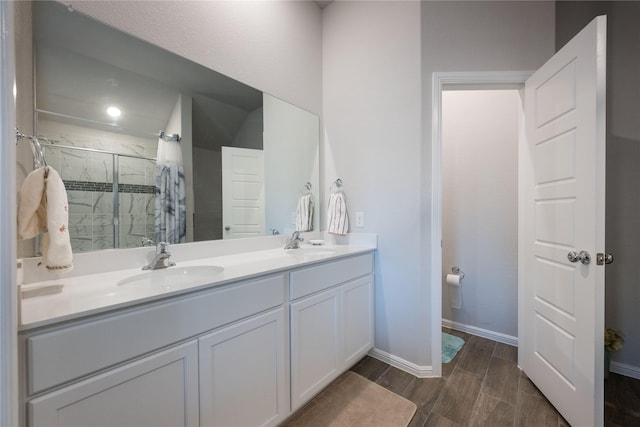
[18,166,73,272]
[327,191,349,236]
[296,194,314,232]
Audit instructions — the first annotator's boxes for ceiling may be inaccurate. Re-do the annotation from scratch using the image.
[315,1,334,9]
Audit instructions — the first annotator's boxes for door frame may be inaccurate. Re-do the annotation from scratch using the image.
[430,71,531,377]
[0,2,18,426]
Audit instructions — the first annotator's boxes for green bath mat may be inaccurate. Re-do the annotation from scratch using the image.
[442,332,465,363]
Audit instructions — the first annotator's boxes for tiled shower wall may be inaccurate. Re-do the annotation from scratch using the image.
[38,119,157,252]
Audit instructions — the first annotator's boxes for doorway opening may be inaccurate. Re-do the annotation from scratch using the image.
[441,88,521,345]
[430,71,530,378]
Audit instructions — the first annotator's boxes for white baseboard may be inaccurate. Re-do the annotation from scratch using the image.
[442,319,640,380]
[610,361,640,380]
[368,348,437,378]
[442,319,519,347]
[371,324,638,381]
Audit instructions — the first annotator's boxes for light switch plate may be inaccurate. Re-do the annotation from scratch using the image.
[355,212,364,228]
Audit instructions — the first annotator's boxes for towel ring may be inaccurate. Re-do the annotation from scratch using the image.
[159,131,181,143]
[16,129,47,168]
[330,178,343,193]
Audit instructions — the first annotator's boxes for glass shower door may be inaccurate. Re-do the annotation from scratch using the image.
[43,144,116,253]
[117,155,157,249]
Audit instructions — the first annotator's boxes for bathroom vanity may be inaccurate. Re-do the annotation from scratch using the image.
[18,236,376,427]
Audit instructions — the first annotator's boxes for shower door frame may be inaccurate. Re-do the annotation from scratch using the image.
[40,143,156,251]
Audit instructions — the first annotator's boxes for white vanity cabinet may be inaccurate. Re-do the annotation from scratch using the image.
[21,273,288,427]
[20,248,376,427]
[289,253,374,411]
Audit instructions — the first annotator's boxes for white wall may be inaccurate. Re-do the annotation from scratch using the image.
[442,90,520,337]
[60,0,323,116]
[323,1,425,366]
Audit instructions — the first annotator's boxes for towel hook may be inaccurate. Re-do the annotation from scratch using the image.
[330,178,343,193]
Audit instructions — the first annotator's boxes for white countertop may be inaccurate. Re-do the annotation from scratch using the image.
[20,242,376,331]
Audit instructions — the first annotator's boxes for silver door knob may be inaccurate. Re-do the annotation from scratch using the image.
[224,226,230,231]
[567,250,591,265]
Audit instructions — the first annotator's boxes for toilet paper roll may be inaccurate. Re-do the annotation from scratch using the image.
[446,274,462,309]
[446,274,461,287]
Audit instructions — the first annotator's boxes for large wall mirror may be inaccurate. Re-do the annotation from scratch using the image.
[31,1,319,253]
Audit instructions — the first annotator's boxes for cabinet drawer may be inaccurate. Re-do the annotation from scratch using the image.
[290,253,373,300]
[27,274,285,395]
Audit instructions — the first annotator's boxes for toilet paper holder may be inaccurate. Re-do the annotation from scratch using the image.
[451,266,465,279]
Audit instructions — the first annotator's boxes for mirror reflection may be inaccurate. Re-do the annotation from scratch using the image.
[32,1,319,253]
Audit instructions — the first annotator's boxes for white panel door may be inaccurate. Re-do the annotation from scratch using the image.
[521,16,606,427]
[221,146,265,239]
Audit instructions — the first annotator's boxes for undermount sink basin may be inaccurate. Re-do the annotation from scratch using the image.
[117,265,224,290]
[285,247,338,256]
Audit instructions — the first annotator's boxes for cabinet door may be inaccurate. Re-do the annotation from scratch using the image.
[341,275,375,367]
[28,341,199,427]
[290,288,340,411]
[199,309,287,427]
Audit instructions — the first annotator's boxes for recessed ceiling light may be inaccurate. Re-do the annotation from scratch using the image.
[106,106,121,118]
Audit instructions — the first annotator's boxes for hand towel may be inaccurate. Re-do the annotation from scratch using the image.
[18,166,73,272]
[327,191,349,236]
[296,194,314,232]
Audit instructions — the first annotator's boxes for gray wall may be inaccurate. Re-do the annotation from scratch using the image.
[556,1,640,371]
[442,90,520,338]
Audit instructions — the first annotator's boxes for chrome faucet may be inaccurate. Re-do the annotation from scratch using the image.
[284,231,304,249]
[143,242,176,270]
[141,237,155,247]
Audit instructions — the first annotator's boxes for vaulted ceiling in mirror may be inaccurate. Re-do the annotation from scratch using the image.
[34,1,262,138]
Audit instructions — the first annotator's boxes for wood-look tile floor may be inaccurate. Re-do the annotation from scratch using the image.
[343,328,640,427]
